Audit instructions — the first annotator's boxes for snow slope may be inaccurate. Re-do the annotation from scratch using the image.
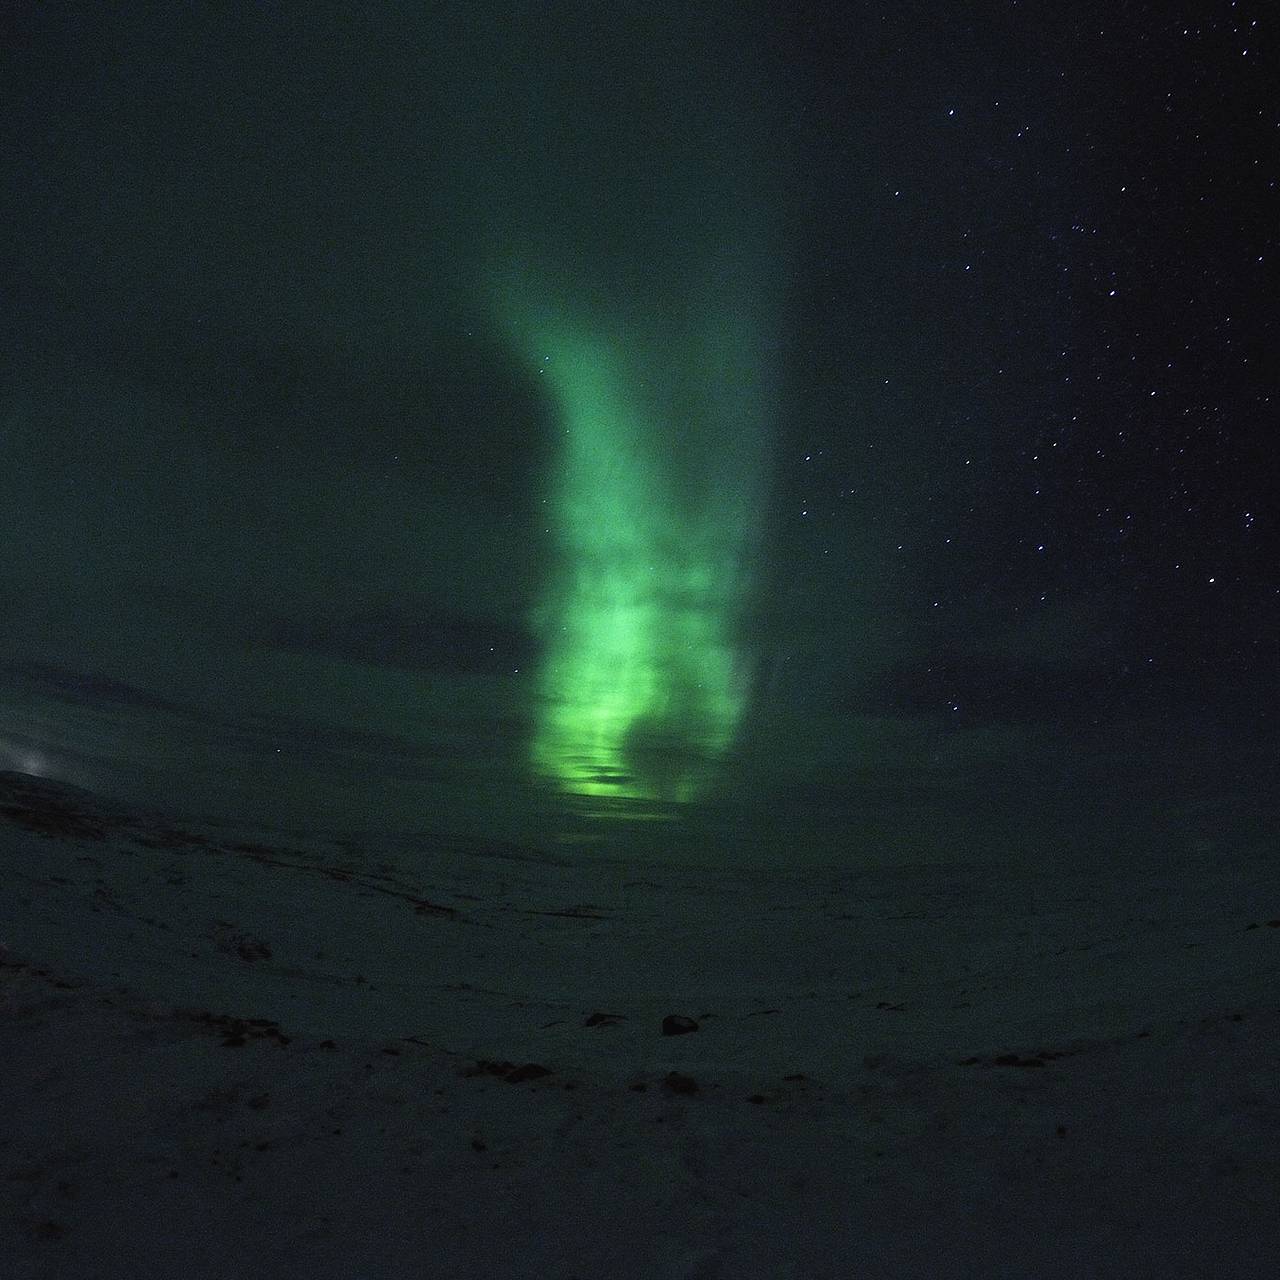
[2,770,1278,1278]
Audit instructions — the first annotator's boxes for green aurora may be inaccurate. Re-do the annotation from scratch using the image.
[456,4,785,819]
[499,276,773,812]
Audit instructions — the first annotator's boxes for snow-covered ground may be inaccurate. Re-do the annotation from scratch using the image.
[2,768,1278,1278]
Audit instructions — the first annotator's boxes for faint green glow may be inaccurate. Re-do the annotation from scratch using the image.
[503,299,766,809]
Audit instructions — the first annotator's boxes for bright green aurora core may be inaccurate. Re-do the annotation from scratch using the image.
[502,285,771,812]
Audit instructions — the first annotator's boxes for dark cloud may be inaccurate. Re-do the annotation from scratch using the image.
[2,660,454,768]
[264,610,539,676]
[853,652,1258,728]
[211,710,436,766]
[5,661,190,717]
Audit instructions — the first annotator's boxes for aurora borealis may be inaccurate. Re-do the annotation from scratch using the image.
[498,273,771,810]
[462,5,783,817]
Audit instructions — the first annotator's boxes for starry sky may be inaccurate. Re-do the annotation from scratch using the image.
[1,1,1275,867]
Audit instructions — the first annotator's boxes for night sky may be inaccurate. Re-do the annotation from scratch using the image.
[2,1,1275,868]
